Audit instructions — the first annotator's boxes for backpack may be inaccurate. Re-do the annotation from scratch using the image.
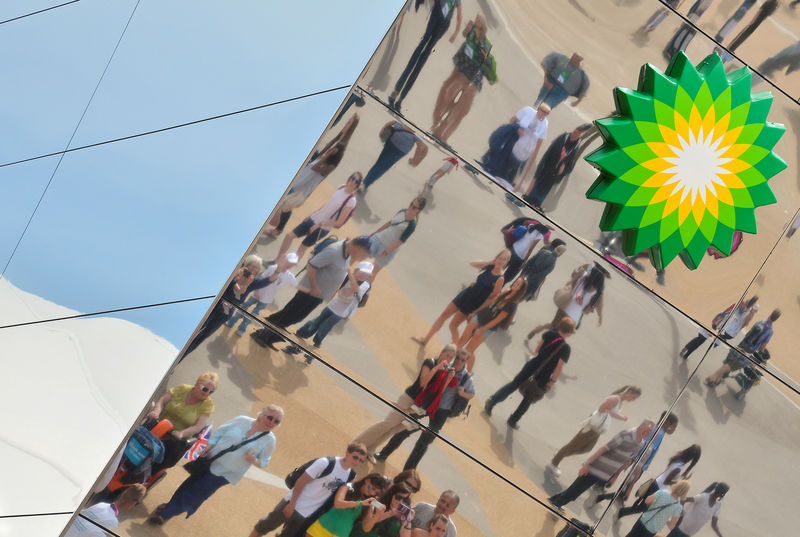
[284,456,355,489]
[501,218,548,248]
[740,321,766,351]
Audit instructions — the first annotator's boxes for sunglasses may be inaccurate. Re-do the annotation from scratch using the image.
[404,480,420,492]
[351,453,366,462]
[410,204,421,210]
[263,415,281,425]
[394,493,410,501]
[200,386,215,394]
[454,357,468,363]
[349,176,362,184]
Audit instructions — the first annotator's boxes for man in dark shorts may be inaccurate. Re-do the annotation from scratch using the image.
[484,317,575,429]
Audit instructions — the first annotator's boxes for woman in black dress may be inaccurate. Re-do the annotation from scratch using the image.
[413,249,509,346]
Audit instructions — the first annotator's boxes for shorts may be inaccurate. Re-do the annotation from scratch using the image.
[368,235,397,267]
[293,217,330,247]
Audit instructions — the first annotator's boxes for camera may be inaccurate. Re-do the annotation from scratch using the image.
[396,502,412,522]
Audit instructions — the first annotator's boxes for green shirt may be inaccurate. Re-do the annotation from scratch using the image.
[350,516,402,537]
[163,384,214,431]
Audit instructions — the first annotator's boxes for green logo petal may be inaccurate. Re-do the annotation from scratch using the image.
[585,52,787,270]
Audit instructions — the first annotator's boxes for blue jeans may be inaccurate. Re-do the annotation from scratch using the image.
[534,81,569,109]
[666,528,690,537]
[161,470,229,520]
[394,6,450,101]
[296,307,345,346]
[227,296,268,334]
[363,142,407,189]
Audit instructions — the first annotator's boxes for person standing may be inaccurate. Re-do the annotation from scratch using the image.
[503,220,551,281]
[249,444,366,537]
[484,318,575,429]
[375,349,475,470]
[482,104,549,187]
[623,481,690,537]
[666,482,728,537]
[250,237,372,350]
[679,297,758,359]
[368,196,426,280]
[363,122,428,192]
[389,0,463,112]
[535,52,589,109]
[520,239,567,301]
[547,386,642,477]
[548,419,656,509]
[521,124,593,210]
[148,406,283,525]
[354,345,457,461]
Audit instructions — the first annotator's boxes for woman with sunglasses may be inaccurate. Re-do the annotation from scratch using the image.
[368,196,427,282]
[305,473,388,537]
[391,470,422,496]
[147,405,283,526]
[351,483,414,537]
[145,372,218,473]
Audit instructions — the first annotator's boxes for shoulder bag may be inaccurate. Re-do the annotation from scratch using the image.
[184,431,267,476]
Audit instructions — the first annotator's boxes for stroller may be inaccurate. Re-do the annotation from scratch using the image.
[92,419,172,502]
[731,349,769,400]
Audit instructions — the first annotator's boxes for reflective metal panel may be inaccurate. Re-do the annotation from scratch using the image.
[0,513,74,537]
[0,295,207,518]
[356,0,800,334]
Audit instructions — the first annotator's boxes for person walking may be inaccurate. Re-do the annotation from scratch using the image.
[484,318,575,429]
[705,309,780,386]
[481,104,550,187]
[528,262,607,339]
[623,480,690,537]
[276,174,361,259]
[614,445,701,515]
[546,386,642,477]
[666,482,728,537]
[362,122,428,192]
[520,239,567,301]
[412,249,509,345]
[679,297,758,359]
[354,345,457,461]
[65,485,146,536]
[430,14,497,145]
[388,0,463,112]
[520,124,593,211]
[304,473,387,537]
[147,406,283,525]
[502,218,552,281]
[548,419,656,509]
[456,276,527,371]
[250,237,372,350]
[535,52,589,109]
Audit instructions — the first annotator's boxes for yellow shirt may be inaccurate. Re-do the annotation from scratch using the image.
[163,384,214,431]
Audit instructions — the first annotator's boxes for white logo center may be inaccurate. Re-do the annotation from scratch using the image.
[662,127,732,204]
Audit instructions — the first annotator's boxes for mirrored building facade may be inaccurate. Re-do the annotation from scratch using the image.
[9,1,800,536]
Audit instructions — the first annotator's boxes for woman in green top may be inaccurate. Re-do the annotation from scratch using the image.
[146,372,218,471]
[351,483,414,537]
[306,474,388,537]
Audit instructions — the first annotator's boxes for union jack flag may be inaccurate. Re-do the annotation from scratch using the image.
[183,424,213,460]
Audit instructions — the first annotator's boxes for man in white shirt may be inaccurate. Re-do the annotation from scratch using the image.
[249,443,366,537]
[64,484,146,536]
[667,483,728,537]
[482,104,549,189]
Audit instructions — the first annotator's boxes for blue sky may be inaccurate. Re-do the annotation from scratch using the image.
[0,0,403,345]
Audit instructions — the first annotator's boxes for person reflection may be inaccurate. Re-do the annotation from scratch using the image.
[367,196,427,282]
[666,482,728,537]
[250,236,372,350]
[388,0,463,112]
[548,419,655,510]
[64,485,146,537]
[264,115,359,237]
[534,52,589,110]
[350,483,414,537]
[304,473,388,537]
[705,309,780,387]
[679,297,758,360]
[184,255,262,356]
[411,514,449,537]
[527,262,607,340]
[410,491,458,537]
[147,406,283,525]
[362,122,427,194]
[431,14,496,145]
[520,239,567,302]
[483,318,574,429]
[412,249,509,346]
[623,480,690,537]
[546,385,642,477]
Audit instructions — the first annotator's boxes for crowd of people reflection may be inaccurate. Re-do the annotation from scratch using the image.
[66,0,798,536]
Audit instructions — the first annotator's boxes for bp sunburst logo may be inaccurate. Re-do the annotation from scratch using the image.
[586,51,786,270]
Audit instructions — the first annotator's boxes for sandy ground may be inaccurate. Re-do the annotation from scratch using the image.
[111,1,800,537]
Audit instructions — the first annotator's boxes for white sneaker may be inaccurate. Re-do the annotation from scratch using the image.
[546,463,562,477]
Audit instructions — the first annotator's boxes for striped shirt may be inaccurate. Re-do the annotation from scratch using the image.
[588,428,643,481]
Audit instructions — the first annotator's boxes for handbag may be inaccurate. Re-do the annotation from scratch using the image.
[635,477,655,499]
[379,123,399,144]
[517,338,566,402]
[184,430,268,476]
[553,285,572,310]
[586,409,610,433]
